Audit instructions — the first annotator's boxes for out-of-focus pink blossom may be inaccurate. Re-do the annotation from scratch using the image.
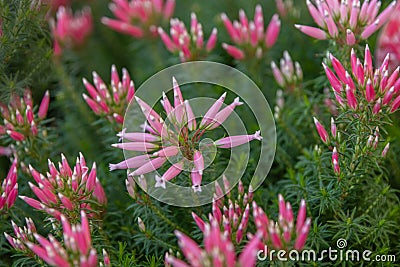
[110,77,261,192]
[253,194,311,251]
[158,13,218,61]
[21,153,106,221]
[271,51,303,91]
[376,3,400,72]
[51,6,93,56]
[0,159,18,211]
[296,0,397,45]
[221,5,280,60]
[102,0,175,38]
[82,65,135,125]
[313,117,329,144]
[166,220,261,267]
[324,45,400,114]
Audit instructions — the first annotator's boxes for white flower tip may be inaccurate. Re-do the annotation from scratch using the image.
[155,175,166,189]
[192,184,202,192]
[294,24,301,29]
[234,97,243,106]
[111,143,119,148]
[253,130,262,141]
[333,147,337,153]
[109,163,118,171]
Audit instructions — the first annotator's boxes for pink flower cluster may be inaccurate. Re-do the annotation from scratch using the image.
[0,89,49,155]
[111,77,262,192]
[83,65,135,125]
[323,45,400,113]
[51,6,93,56]
[0,159,18,212]
[102,0,175,38]
[21,153,106,221]
[158,13,218,61]
[376,3,400,72]
[221,5,280,60]
[253,194,311,252]
[271,51,303,91]
[192,179,253,244]
[165,221,261,267]
[296,0,397,45]
[6,211,110,267]
[4,218,37,253]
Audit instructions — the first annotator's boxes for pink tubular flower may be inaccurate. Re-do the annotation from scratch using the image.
[313,117,329,144]
[158,13,218,61]
[21,153,106,221]
[253,194,311,251]
[221,5,280,60]
[0,159,18,211]
[297,0,397,45]
[102,0,175,38]
[324,45,400,114]
[166,220,261,267]
[82,65,135,125]
[376,3,400,72]
[50,6,92,56]
[111,77,261,192]
[332,147,340,174]
[271,50,303,91]
[22,211,103,267]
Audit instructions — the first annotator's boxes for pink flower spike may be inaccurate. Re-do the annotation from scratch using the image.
[215,130,262,148]
[346,29,356,46]
[129,157,167,176]
[82,94,101,115]
[361,19,379,39]
[162,162,183,181]
[238,233,261,267]
[324,11,338,37]
[117,131,160,142]
[20,196,43,210]
[200,92,226,127]
[278,194,286,219]
[184,100,196,131]
[306,0,325,27]
[208,97,243,130]
[109,154,151,171]
[191,170,202,192]
[111,141,158,152]
[206,28,218,52]
[313,117,329,144]
[222,43,245,60]
[332,147,340,174]
[271,61,285,87]
[322,63,342,93]
[7,130,25,141]
[294,24,327,40]
[101,17,144,38]
[364,44,373,76]
[373,98,382,114]
[163,0,175,19]
[294,218,311,250]
[151,144,178,157]
[382,86,395,105]
[192,212,206,232]
[221,13,240,42]
[265,14,280,48]
[296,199,307,234]
[346,85,358,110]
[330,53,347,84]
[390,94,400,112]
[158,27,176,52]
[382,143,390,157]
[193,151,204,175]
